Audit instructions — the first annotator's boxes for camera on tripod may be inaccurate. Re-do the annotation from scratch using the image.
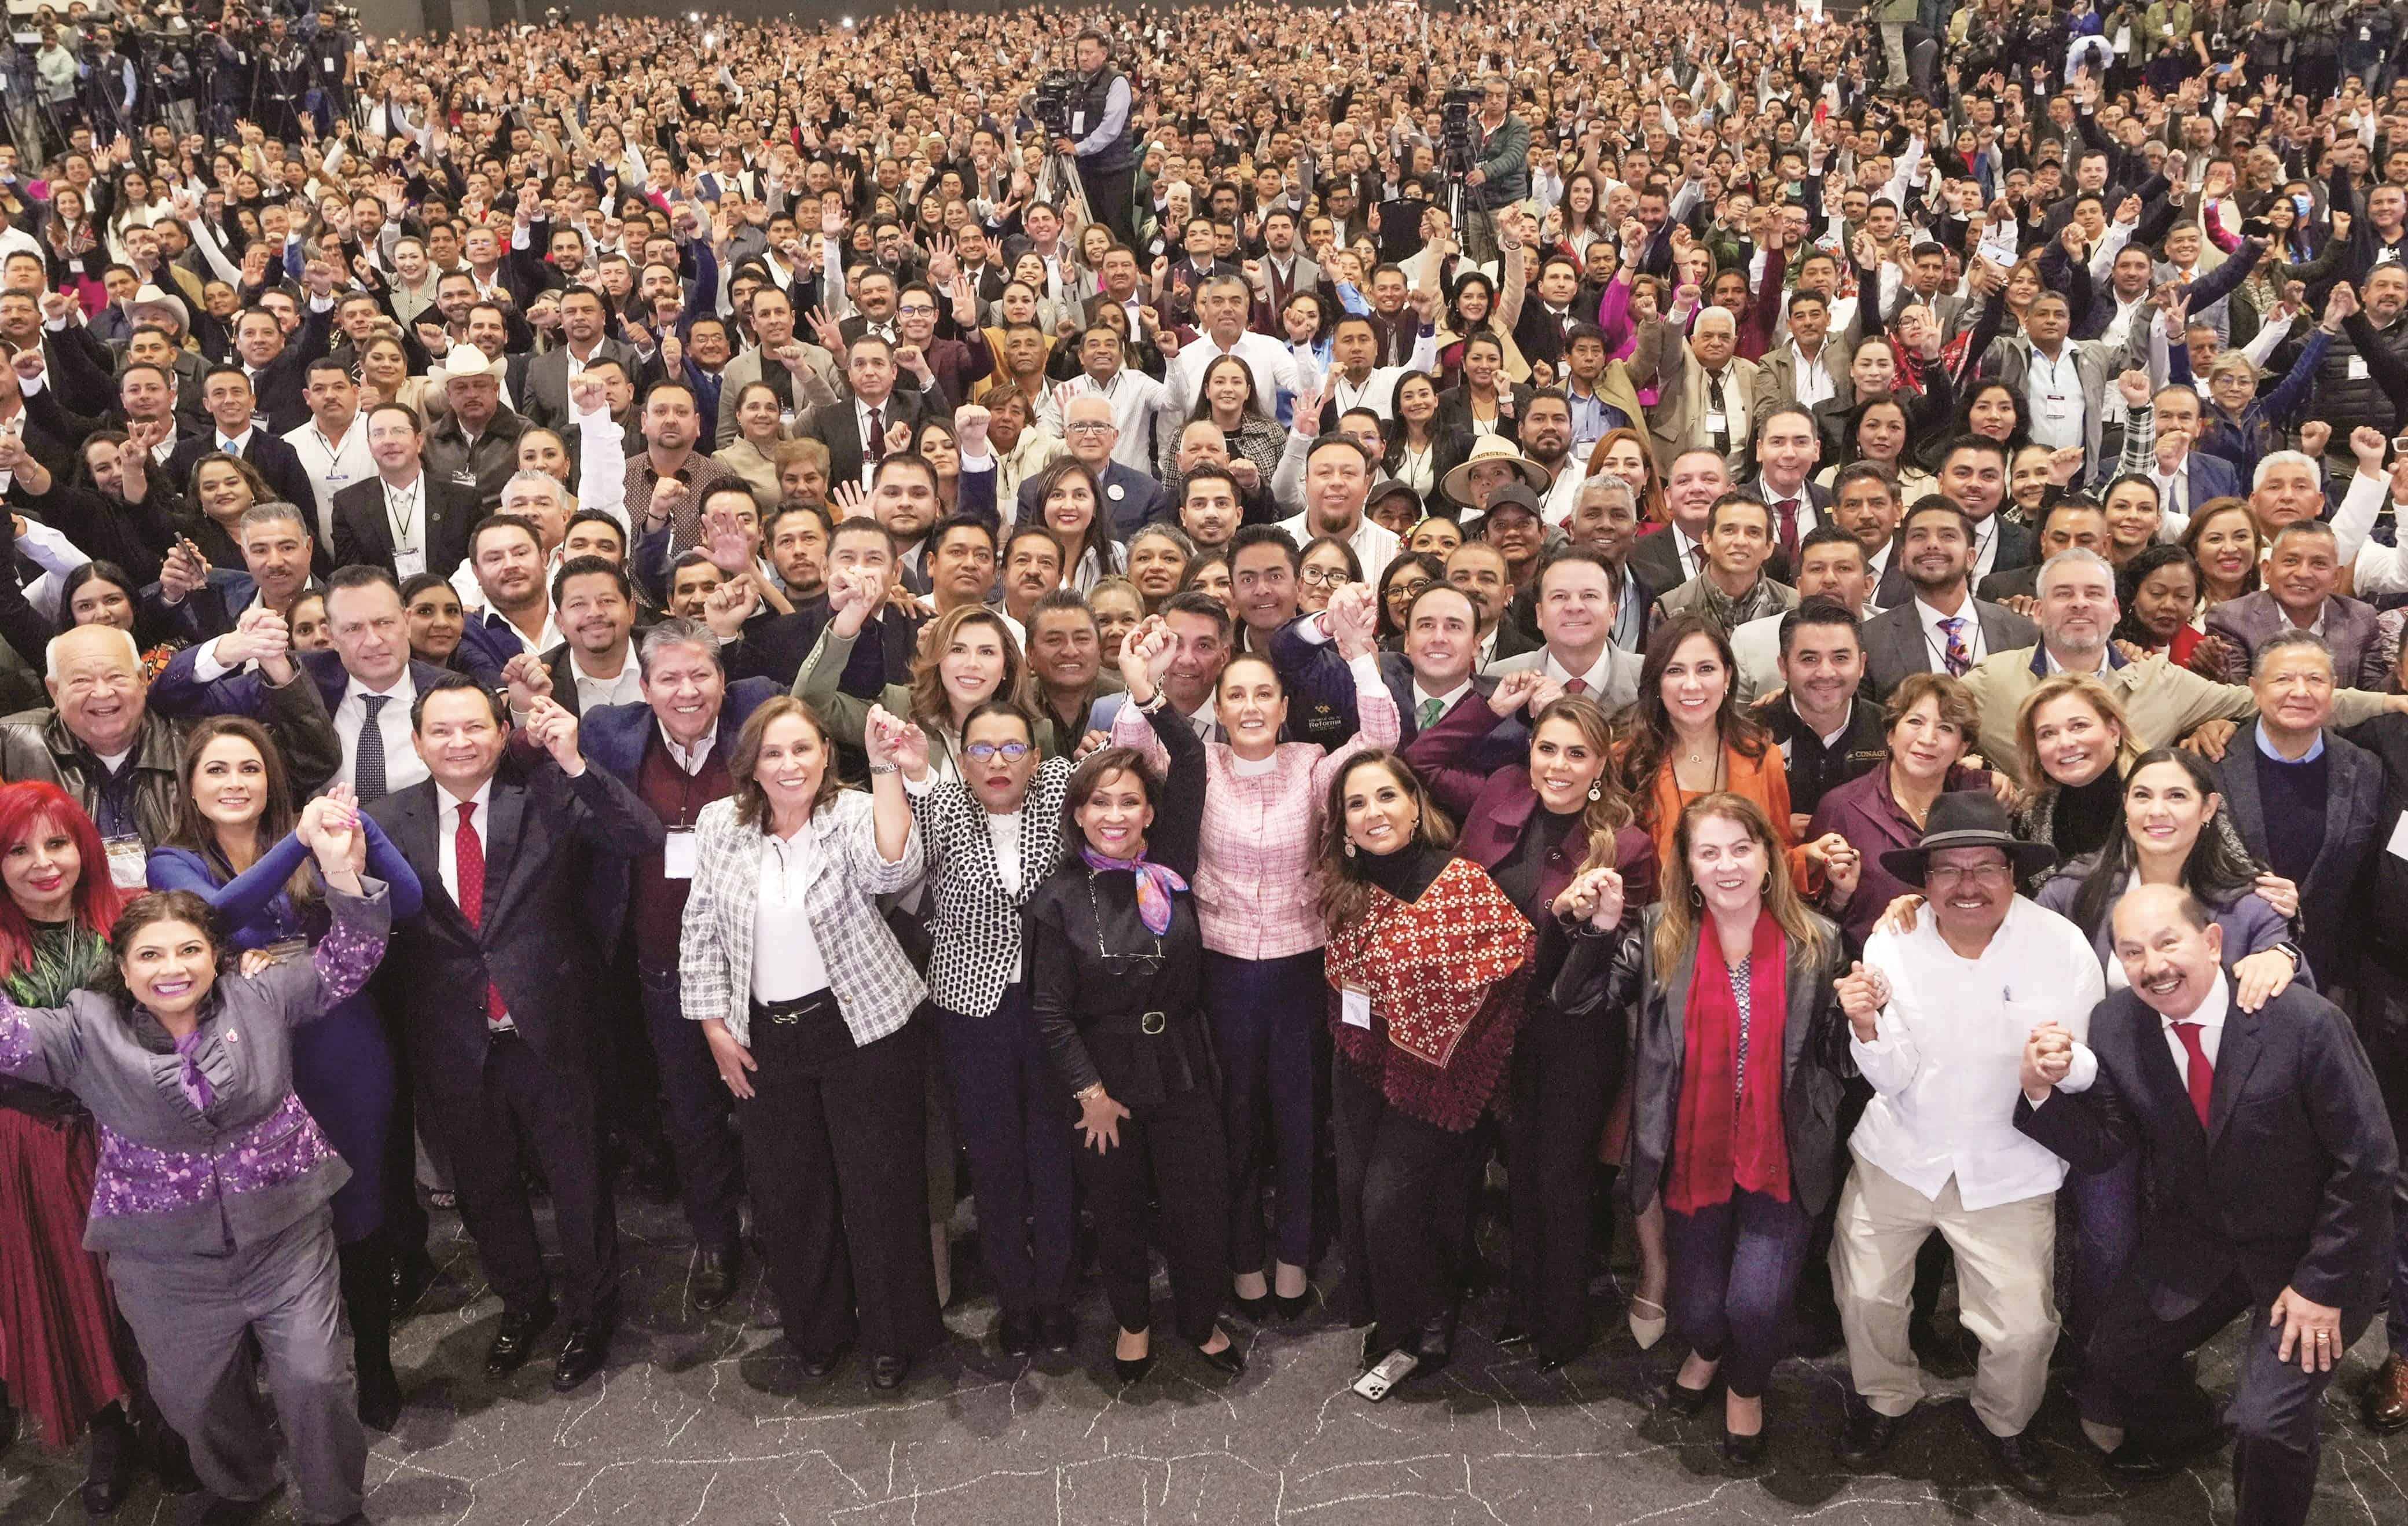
[1028,69,1078,135]
[1440,80,1481,174]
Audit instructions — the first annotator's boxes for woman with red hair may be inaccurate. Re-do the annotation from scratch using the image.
[0,782,192,1510]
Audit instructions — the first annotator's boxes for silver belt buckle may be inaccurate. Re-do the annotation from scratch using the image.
[1139,1010,1166,1036]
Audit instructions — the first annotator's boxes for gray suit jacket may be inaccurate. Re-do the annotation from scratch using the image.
[520,339,640,431]
[1975,324,2150,480]
[711,341,844,449]
[1753,338,1856,427]
[1481,642,1643,710]
[1861,597,2040,700]
[2202,592,2389,692]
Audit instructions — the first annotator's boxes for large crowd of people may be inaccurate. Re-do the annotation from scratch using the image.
[3,0,2408,1521]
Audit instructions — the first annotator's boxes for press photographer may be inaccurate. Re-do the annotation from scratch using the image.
[1046,25,1136,250]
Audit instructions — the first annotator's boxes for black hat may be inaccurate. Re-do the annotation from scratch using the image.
[1877,791,2058,886]
[1479,482,1544,522]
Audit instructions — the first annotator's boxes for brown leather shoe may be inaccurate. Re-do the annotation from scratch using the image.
[2363,1353,2408,1435]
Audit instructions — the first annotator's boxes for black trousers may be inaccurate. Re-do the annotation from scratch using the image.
[639,963,743,1255]
[1075,1083,1231,1346]
[2353,967,2408,1357]
[1332,1063,1482,1359]
[739,997,944,1362]
[1505,1001,1621,1364]
[418,1029,619,1325]
[1076,158,1139,248]
[2085,1266,2366,1526]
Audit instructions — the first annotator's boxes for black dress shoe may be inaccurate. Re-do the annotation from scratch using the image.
[1654,1378,1716,1418]
[1231,1292,1272,1322]
[1271,1290,1312,1321]
[1038,1305,1076,1353]
[868,1354,911,1391]
[1721,1428,1767,1468]
[999,1311,1037,1357]
[792,1340,850,1381]
[1836,1403,1907,1467]
[81,1410,135,1516]
[2103,1436,2186,1481]
[1192,1340,1246,1375]
[1981,1427,2057,1501]
[485,1300,557,1377]
[692,1247,740,1313]
[552,1322,611,1391]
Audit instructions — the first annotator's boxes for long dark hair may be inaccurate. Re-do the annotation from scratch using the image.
[1617,614,1768,830]
[56,561,138,636]
[165,715,318,908]
[2066,747,2265,938]
[1315,751,1458,931]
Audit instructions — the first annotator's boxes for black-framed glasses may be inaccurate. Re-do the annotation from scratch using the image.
[964,741,1033,764]
[1301,566,1354,589]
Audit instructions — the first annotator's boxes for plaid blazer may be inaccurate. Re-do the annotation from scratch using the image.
[679,790,926,1049]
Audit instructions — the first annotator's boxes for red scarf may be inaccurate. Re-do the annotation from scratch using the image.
[1665,910,1792,1215]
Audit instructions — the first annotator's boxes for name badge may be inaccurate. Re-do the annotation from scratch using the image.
[1340,984,1373,1030]
[1107,482,1125,500]
[2350,357,2373,381]
[2387,810,2408,863]
[392,545,427,578]
[450,468,478,487]
[663,828,698,880]
[1704,408,1727,434]
[1070,110,1087,136]
[104,834,147,890]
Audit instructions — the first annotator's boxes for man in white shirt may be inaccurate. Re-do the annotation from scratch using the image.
[1321,303,1439,423]
[284,357,372,541]
[1168,273,1302,417]
[1053,325,1179,475]
[544,559,643,717]
[1832,794,2102,1498]
[459,514,563,672]
[1731,527,1873,700]
[1273,435,1398,585]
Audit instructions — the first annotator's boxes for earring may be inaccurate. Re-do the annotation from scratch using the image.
[1761,871,1774,895]
[1587,780,1603,803]
[1687,885,1704,909]
[1345,840,1357,858]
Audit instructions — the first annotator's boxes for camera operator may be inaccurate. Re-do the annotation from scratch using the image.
[1463,74,1528,263]
[300,4,355,140]
[82,26,140,141]
[1051,27,1138,251]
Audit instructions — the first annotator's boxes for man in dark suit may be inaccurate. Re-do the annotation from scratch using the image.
[1937,435,2040,586]
[2207,632,2385,988]
[1977,498,2112,607]
[798,333,927,491]
[331,402,482,581]
[1862,501,2040,699]
[1738,405,1835,584]
[1269,581,1521,765]
[2015,884,2395,1524]
[167,365,317,515]
[368,677,666,1393]
[1017,394,1164,537]
[578,622,779,1309]
[2145,382,2242,516]
[516,285,639,431]
[1629,447,1727,600]
[227,296,337,435]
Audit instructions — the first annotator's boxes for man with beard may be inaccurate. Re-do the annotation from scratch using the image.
[626,380,743,558]
[1178,463,1243,557]
[1829,463,1907,603]
[1023,589,1121,746]
[505,558,643,719]
[1753,596,1887,824]
[1272,435,1396,584]
[1863,501,2039,699]
[1515,393,1582,525]
[455,514,562,683]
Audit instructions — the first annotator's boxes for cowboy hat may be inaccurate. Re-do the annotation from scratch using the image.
[1440,433,1554,504]
[126,283,188,334]
[431,348,504,387]
[1877,792,2058,887]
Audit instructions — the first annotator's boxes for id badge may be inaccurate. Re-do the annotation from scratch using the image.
[104,834,147,890]
[663,829,698,881]
[1704,408,1727,435]
[392,545,427,578]
[2350,357,2373,381]
[450,468,478,489]
[1341,985,1373,1030]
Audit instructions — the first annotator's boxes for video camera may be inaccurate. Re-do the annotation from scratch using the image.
[1029,69,1078,135]
[1439,80,1481,174]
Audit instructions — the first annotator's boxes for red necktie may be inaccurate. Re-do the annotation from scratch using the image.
[2169,1019,2214,1128]
[864,404,885,463]
[456,802,508,1030]
[1563,677,1589,695]
[1774,498,1800,564]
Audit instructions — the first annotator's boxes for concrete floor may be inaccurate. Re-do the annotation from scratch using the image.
[4,1186,2406,1526]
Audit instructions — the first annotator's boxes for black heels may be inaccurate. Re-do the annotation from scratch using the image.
[1655,1377,1716,1418]
[1721,1428,1767,1467]
[1112,1329,1244,1382]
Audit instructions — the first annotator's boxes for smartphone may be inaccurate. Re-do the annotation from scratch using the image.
[1351,1349,1416,1402]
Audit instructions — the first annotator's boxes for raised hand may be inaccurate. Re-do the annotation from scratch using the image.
[2116,368,2152,409]
[523,695,583,772]
[702,502,754,574]
[702,575,761,639]
[502,650,555,711]
[570,371,609,417]
[1119,615,1175,700]
[953,403,990,456]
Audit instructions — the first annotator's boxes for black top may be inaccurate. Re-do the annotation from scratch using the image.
[2048,767,2125,868]
[1760,698,1888,819]
[1029,699,1213,1106]
[1357,839,1453,906]
[1490,805,1577,919]
[2253,743,2332,891]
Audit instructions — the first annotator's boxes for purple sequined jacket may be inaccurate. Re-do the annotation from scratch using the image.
[0,880,391,1256]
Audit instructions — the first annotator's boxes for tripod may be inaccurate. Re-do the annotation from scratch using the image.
[1036,146,1092,226]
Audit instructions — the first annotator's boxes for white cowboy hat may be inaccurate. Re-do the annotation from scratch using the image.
[431,347,504,387]
[126,283,189,334]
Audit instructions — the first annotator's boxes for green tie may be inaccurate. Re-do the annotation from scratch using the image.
[1418,696,1445,730]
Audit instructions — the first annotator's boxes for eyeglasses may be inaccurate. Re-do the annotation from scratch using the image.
[1924,863,2014,888]
[1390,577,1436,602]
[1301,566,1354,589]
[963,741,1033,764]
[896,303,937,316]
[1064,421,1114,436]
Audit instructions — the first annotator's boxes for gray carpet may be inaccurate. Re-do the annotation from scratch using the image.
[4,1187,2406,1525]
